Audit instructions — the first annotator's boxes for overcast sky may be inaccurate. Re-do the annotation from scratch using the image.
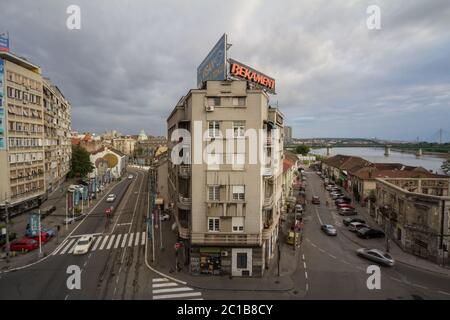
[2,0,450,141]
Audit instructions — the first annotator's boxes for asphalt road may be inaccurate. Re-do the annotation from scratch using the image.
[298,168,450,300]
[0,169,154,300]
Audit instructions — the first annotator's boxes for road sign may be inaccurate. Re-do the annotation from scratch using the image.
[29,214,39,236]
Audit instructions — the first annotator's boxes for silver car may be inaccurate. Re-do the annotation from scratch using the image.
[356,248,395,266]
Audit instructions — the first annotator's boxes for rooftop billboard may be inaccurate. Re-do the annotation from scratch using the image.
[197,34,228,88]
[228,58,276,94]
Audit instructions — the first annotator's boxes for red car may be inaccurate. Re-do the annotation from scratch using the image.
[337,203,355,210]
[9,238,39,252]
[26,231,51,244]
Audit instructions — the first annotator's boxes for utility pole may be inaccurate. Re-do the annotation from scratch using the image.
[38,209,43,258]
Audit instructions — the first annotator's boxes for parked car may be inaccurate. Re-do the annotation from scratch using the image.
[41,227,56,237]
[338,207,357,216]
[343,217,366,226]
[8,237,38,252]
[286,231,296,245]
[160,213,170,221]
[337,203,355,210]
[106,194,116,202]
[321,224,337,236]
[331,193,344,200]
[349,222,370,232]
[357,227,385,239]
[312,196,320,204]
[356,248,395,266]
[26,231,51,244]
[73,235,94,255]
[335,198,351,205]
[128,174,134,179]
[62,214,84,225]
[316,171,322,176]
[295,204,303,213]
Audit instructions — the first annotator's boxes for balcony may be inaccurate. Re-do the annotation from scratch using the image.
[263,166,273,177]
[263,194,273,209]
[177,195,192,210]
[178,165,191,179]
[191,233,261,246]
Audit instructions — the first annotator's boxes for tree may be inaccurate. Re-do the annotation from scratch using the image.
[295,145,310,155]
[68,145,95,178]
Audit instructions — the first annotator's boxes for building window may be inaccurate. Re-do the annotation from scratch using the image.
[232,185,245,201]
[207,97,221,107]
[236,252,247,269]
[208,217,220,232]
[232,217,244,232]
[208,185,220,201]
[232,97,246,107]
[208,121,220,138]
[232,153,245,170]
[233,121,245,138]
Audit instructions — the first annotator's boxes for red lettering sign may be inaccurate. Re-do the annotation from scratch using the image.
[229,60,275,93]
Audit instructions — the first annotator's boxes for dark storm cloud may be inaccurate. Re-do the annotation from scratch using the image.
[1,0,449,140]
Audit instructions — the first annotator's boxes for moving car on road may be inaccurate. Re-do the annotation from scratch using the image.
[106,194,116,202]
[321,224,337,236]
[343,217,366,226]
[357,227,385,239]
[128,174,134,179]
[356,248,395,266]
[73,235,94,255]
[312,196,320,204]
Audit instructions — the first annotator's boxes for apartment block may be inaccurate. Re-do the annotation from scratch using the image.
[167,80,284,277]
[43,79,71,193]
[0,51,71,216]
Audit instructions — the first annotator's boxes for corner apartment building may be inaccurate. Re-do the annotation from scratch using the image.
[43,79,71,193]
[167,80,284,277]
[0,51,71,216]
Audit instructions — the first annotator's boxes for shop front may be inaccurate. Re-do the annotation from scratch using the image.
[198,247,222,275]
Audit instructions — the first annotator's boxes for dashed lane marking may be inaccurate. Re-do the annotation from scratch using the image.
[106,234,116,250]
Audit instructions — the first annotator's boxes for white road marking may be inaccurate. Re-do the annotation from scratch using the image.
[128,233,134,247]
[141,231,146,245]
[306,283,309,291]
[121,234,128,248]
[106,234,116,250]
[114,234,122,249]
[99,235,109,250]
[318,248,325,253]
[303,262,307,269]
[390,277,402,283]
[153,278,169,283]
[116,223,132,226]
[305,271,308,279]
[52,239,68,255]
[60,239,75,255]
[412,284,428,290]
[152,282,179,288]
[134,232,140,246]
[328,254,337,259]
[153,287,194,294]
[438,290,450,296]
[153,292,202,300]
[65,295,69,300]
[302,254,305,260]
[311,243,317,248]
[92,236,102,251]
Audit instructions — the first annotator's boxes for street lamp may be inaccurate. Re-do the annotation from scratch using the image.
[3,200,10,263]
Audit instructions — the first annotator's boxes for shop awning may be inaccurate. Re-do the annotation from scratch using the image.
[199,247,221,253]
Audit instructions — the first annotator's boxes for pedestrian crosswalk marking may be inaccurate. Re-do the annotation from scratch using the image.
[52,231,146,256]
[114,234,122,249]
[106,234,116,250]
[134,232,140,246]
[121,234,128,248]
[60,239,75,255]
[128,233,134,247]
[152,277,203,300]
[92,236,102,251]
[99,235,109,250]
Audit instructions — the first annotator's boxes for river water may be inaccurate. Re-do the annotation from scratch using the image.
[310,147,447,174]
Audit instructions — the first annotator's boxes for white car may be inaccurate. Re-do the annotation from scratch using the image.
[128,174,134,179]
[73,235,94,255]
[349,222,369,232]
[160,213,170,221]
[106,194,116,202]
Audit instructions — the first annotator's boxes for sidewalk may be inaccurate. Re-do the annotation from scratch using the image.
[0,178,120,272]
[148,208,301,292]
[329,182,450,277]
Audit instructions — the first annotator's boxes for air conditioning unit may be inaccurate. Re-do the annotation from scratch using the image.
[221,251,228,257]
[205,105,214,112]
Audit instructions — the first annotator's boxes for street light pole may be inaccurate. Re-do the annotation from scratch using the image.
[5,199,10,263]
[38,209,42,257]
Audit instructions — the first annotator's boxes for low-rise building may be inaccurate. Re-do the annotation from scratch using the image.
[375,177,450,264]
[89,146,128,179]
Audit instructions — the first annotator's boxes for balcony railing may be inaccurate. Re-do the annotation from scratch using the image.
[178,165,191,178]
[263,166,273,176]
[178,195,192,206]
[263,194,273,209]
[191,233,261,246]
